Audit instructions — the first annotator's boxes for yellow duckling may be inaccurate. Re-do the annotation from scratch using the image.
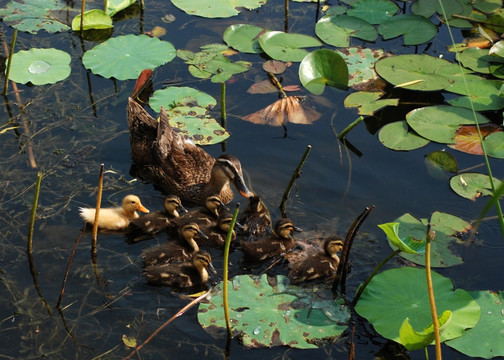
[240,218,302,262]
[79,194,149,231]
[288,237,344,283]
[143,250,217,289]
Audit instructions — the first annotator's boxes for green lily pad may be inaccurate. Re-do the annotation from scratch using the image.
[169,116,230,145]
[150,87,217,113]
[378,14,438,45]
[0,0,69,34]
[108,0,136,16]
[299,49,348,95]
[473,0,502,13]
[446,78,504,111]
[406,105,489,144]
[446,291,504,358]
[171,0,267,18]
[315,15,378,47]
[411,0,473,25]
[375,54,471,91]
[223,24,266,53]
[258,31,322,62]
[425,150,458,178]
[72,9,113,31]
[347,0,398,24]
[355,267,481,345]
[377,222,426,254]
[198,274,350,349]
[450,173,503,200]
[483,131,504,158]
[378,121,430,150]
[344,91,398,115]
[489,39,504,58]
[400,311,452,351]
[388,212,471,267]
[335,47,386,89]
[456,48,495,74]
[6,48,71,85]
[82,35,176,80]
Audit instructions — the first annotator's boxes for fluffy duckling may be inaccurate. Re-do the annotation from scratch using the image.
[288,237,344,283]
[143,250,217,289]
[142,222,207,267]
[239,195,272,239]
[240,218,302,262]
[197,211,238,247]
[79,194,149,231]
[126,195,187,241]
[173,195,227,230]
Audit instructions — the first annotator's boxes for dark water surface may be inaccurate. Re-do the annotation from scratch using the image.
[0,1,503,359]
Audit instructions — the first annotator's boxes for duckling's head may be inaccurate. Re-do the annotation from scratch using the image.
[163,195,187,217]
[247,195,267,213]
[273,218,302,239]
[217,211,235,233]
[192,250,217,282]
[180,222,208,251]
[122,195,150,215]
[213,154,254,199]
[205,195,227,216]
[323,237,344,259]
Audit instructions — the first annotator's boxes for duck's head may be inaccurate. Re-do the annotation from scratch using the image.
[205,195,228,216]
[192,250,217,276]
[213,154,254,199]
[164,195,187,217]
[273,218,302,239]
[323,237,344,259]
[122,195,150,215]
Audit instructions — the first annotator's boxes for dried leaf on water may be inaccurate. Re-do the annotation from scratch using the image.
[242,96,320,126]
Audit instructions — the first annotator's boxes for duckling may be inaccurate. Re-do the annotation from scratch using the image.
[240,218,302,262]
[239,195,272,239]
[197,211,238,247]
[288,237,344,283]
[142,222,207,267]
[143,250,217,289]
[173,195,227,231]
[79,194,149,231]
[126,195,187,241]
[127,97,254,204]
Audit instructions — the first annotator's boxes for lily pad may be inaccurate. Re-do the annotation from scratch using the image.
[169,116,230,145]
[72,9,113,31]
[299,49,348,95]
[355,268,480,345]
[7,48,71,85]
[456,48,495,74]
[378,14,438,45]
[446,78,504,111]
[223,24,266,53]
[425,150,458,176]
[344,91,398,115]
[107,0,136,16]
[347,0,398,24]
[150,87,217,113]
[446,291,504,358]
[378,121,430,151]
[82,35,176,80]
[171,0,267,18]
[258,31,323,62]
[483,131,504,158]
[0,0,69,34]
[406,105,489,144]
[315,15,378,47]
[377,222,426,254]
[400,311,452,351]
[411,0,473,25]
[198,274,350,349]
[335,47,387,89]
[450,173,503,200]
[449,123,502,155]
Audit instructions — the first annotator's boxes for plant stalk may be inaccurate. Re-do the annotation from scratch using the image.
[280,145,311,217]
[221,82,227,123]
[91,164,104,260]
[268,72,287,98]
[223,203,240,339]
[425,227,442,360]
[57,225,85,308]
[27,171,42,256]
[338,116,365,140]
[104,0,108,13]
[80,0,85,32]
[3,28,17,96]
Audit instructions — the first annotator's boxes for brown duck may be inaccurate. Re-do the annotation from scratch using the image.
[173,195,227,230]
[239,195,272,239]
[127,97,254,204]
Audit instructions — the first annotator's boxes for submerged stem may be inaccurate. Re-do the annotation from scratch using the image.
[280,145,311,217]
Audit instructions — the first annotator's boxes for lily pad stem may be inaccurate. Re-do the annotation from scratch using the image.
[223,203,240,339]
[221,82,227,124]
[338,116,365,140]
[268,72,287,98]
[80,0,86,34]
[104,0,108,13]
[280,145,311,218]
[3,28,17,96]
[91,164,104,260]
[425,226,442,360]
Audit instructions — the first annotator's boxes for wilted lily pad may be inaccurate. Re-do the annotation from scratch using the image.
[378,14,438,45]
[72,9,113,31]
[150,86,216,112]
[172,0,266,18]
[449,123,502,155]
[355,267,480,345]
[243,96,320,126]
[299,49,348,95]
[335,47,387,90]
[83,35,176,80]
[169,116,230,145]
[344,91,398,115]
[223,24,266,53]
[315,15,377,47]
[259,31,323,62]
[450,173,503,200]
[378,121,430,151]
[198,274,350,349]
[7,48,71,85]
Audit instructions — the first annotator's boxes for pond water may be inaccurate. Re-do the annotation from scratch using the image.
[0,1,503,359]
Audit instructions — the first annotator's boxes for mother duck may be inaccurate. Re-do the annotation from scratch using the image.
[127,96,253,205]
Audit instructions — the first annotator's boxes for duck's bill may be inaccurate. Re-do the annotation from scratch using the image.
[233,176,254,198]
[293,226,303,232]
[178,203,189,213]
[198,229,209,240]
[208,262,218,275]
[138,204,150,213]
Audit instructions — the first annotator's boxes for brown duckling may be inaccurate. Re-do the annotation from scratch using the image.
[240,218,302,262]
[239,195,272,239]
[143,250,217,289]
[288,237,344,283]
[142,222,207,267]
[79,194,149,231]
[126,195,187,240]
[173,195,227,230]
[127,98,254,204]
[197,211,238,247]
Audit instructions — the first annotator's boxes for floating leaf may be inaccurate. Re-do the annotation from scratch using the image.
[258,31,322,62]
[262,60,287,74]
[344,91,398,115]
[198,274,350,349]
[150,87,216,113]
[355,267,480,344]
[378,14,438,45]
[83,35,176,80]
[0,0,69,34]
[223,24,266,53]
[243,96,320,126]
[411,0,473,26]
[299,49,348,95]
[107,0,136,16]
[378,121,430,151]
[449,123,502,155]
[446,291,504,358]
[347,0,398,24]
[446,78,504,111]
[425,150,458,175]
[406,105,489,144]
[315,15,378,47]
[121,334,137,348]
[456,48,496,74]
[483,131,504,158]
[7,48,71,85]
[400,311,452,351]
[335,47,387,90]
[72,9,113,31]
[169,116,230,145]
[450,173,503,200]
[377,222,425,254]
[172,0,266,18]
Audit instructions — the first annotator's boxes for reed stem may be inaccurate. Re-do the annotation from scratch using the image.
[223,203,240,339]
[3,28,17,96]
[425,227,442,360]
[221,82,227,123]
[104,0,108,13]
[91,164,104,259]
[27,171,42,255]
[80,0,86,32]
[280,145,311,217]
[338,116,365,140]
